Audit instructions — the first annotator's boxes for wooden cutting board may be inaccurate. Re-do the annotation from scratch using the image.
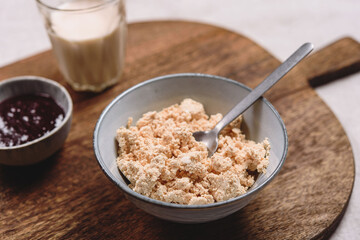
[0,21,358,240]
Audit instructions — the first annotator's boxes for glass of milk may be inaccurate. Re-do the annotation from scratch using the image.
[36,0,126,92]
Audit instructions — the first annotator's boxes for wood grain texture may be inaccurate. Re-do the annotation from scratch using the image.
[0,21,355,240]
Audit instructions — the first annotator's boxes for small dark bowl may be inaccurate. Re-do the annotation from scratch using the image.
[0,76,73,166]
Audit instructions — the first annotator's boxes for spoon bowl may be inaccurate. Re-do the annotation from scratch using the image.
[192,129,218,156]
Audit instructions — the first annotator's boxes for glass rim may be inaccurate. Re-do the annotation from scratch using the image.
[36,0,119,12]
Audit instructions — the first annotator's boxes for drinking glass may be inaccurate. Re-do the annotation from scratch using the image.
[36,0,127,92]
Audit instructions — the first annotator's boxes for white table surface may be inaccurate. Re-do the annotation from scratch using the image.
[1,0,359,239]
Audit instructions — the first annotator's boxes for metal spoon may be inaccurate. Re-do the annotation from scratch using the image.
[193,42,314,156]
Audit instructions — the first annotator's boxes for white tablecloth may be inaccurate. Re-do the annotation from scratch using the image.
[1,1,359,239]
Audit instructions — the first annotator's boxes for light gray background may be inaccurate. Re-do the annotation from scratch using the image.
[1,0,359,239]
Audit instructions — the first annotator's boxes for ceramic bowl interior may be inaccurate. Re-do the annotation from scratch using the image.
[0,76,73,166]
[94,73,287,223]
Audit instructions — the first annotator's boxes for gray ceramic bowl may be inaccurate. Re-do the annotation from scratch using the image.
[94,73,287,223]
[0,76,73,166]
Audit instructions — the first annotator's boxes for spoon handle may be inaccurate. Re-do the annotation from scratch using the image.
[214,42,314,134]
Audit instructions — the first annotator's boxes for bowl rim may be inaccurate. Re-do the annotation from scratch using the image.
[0,75,73,150]
[93,73,288,209]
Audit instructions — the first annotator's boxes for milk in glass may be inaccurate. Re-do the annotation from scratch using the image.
[38,0,126,92]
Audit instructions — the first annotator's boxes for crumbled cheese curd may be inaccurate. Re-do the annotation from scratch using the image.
[116,99,270,205]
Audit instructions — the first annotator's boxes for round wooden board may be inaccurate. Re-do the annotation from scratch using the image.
[0,21,355,239]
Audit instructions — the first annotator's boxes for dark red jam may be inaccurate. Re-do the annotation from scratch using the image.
[0,94,65,147]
